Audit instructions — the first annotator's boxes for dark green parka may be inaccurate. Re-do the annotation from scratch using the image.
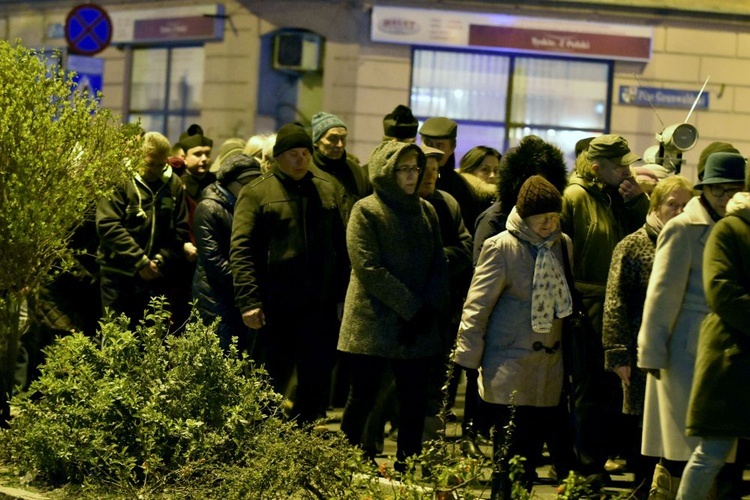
[686,193,750,438]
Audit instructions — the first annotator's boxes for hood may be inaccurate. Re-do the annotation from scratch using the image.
[202,182,235,208]
[726,192,750,223]
[367,141,426,210]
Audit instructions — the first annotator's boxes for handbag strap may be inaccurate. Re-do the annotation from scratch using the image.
[559,236,575,291]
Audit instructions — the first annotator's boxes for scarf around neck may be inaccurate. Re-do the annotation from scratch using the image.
[506,207,572,333]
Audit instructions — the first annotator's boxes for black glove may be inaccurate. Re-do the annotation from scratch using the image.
[399,305,435,346]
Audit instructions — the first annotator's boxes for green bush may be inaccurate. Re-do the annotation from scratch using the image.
[0,299,372,498]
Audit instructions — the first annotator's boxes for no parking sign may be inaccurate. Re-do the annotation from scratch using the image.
[65,4,113,56]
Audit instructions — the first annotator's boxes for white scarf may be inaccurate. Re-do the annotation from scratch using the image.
[506,207,573,333]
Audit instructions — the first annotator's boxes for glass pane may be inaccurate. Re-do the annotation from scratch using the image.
[129,113,165,136]
[508,127,603,172]
[453,123,506,168]
[169,47,204,110]
[131,48,168,111]
[511,57,609,130]
[411,49,509,121]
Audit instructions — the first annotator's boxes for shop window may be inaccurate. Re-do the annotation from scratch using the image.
[411,48,612,167]
[129,46,204,142]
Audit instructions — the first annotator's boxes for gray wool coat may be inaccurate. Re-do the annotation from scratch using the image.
[337,141,449,360]
[453,209,572,407]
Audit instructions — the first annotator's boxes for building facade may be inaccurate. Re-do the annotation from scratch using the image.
[2,0,750,180]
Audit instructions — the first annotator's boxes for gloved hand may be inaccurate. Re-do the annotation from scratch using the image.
[399,305,435,346]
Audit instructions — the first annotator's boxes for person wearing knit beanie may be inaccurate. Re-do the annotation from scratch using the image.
[272,123,312,158]
[516,175,563,220]
[312,112,347,151]
[383,105,418,142]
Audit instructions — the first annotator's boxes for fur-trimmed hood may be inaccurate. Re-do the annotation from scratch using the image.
[461,171,496,203]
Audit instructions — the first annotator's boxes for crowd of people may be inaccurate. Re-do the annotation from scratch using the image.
[18,104,750,500]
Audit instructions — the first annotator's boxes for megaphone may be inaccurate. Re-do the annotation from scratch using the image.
[656,123,699,152]
[655,123,699,174]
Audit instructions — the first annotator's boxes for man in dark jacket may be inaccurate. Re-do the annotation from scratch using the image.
[420,117,483,233]
[192,153,261,353]
[96,132,190,327]
[230,123,348,425]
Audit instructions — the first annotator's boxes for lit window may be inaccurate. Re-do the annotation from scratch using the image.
[129,46,204,142]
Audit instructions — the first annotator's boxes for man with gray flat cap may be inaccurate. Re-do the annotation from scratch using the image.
[561,133,649,480]
[420,117,483,233]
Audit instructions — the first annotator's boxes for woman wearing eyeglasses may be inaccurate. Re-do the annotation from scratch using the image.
[453,175,576,499]
[337,141,449,472]
[637,152,746,498]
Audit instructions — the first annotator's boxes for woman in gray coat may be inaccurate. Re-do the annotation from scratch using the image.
[453,175,575,498]
[337,141,448,471]
[637,152,746,498]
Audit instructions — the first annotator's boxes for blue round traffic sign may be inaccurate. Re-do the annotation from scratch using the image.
[65,4,113,56]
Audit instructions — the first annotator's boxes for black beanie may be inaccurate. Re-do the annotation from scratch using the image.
[177,123,213,150]
[516,175,562,219]
[273,123,312,157]
[383,105,418,139]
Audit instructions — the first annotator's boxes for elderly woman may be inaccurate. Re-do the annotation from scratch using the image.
[637,152,746,498]
[602,175,693,491]
[454,175,576,498]
[337,141,448,472]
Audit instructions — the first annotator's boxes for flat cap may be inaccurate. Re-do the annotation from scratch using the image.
[586,134,640,165]
[419,117,457,139]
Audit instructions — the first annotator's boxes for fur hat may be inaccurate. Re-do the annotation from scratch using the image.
[383,105,418,140]
[697,142,740,180]
[497,135,568,214]
[273,123,312,157]
[694,152,746,188]
[312,112,347,143]
[177,123,213,151]
[516,175,563,219]
[419,117,457,139]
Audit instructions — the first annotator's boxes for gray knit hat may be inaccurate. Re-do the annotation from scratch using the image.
[312,112,347,143]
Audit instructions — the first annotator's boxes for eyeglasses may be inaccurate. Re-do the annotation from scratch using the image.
[706,185,743,198]
[532,340,561,354]
[395,166,422,175]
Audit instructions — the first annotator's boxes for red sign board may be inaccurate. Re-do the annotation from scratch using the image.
[469,25,651,61]
[133,16,220,43]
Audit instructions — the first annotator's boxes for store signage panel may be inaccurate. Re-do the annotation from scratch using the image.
[619,85,709,110]
[371,5,653,62]
[110,4,224,44]
[133,16,220,43]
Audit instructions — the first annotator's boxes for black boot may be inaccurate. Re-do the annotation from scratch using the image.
[490,469,511,500]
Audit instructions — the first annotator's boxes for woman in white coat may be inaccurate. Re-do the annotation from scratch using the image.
[637,152,746,499]
[453,176,576,500]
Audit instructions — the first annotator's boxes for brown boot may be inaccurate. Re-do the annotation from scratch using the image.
[648,463,681,500]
